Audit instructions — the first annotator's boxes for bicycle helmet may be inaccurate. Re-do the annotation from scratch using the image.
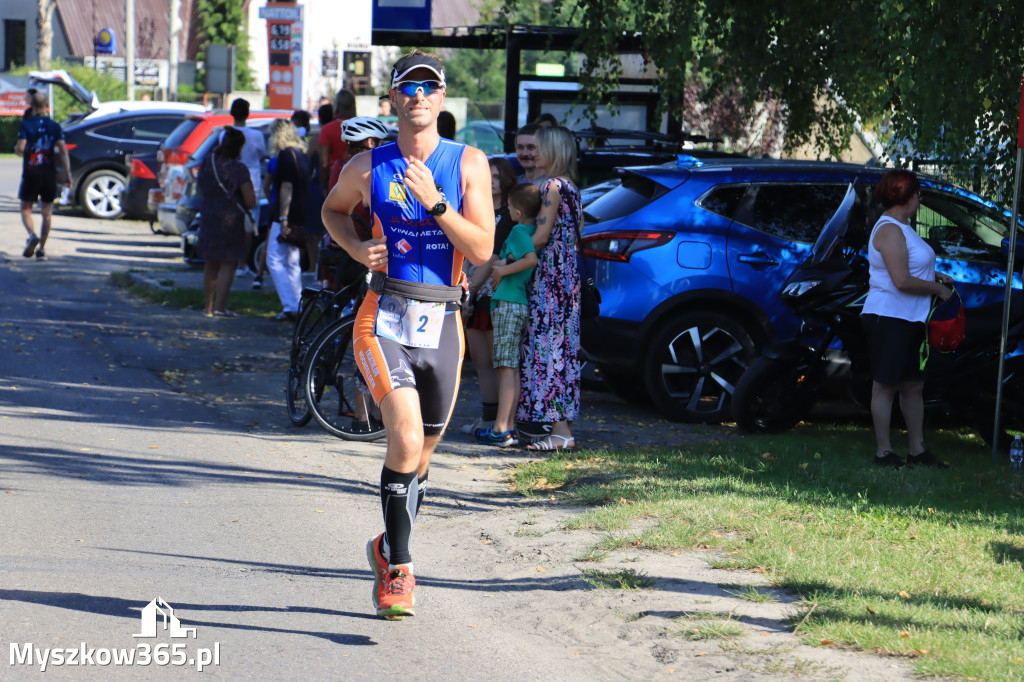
[342,116,390,143]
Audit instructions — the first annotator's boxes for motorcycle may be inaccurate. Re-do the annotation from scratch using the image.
[732,185,1024,445]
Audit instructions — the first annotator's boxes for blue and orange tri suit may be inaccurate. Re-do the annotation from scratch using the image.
[353,138,469,434]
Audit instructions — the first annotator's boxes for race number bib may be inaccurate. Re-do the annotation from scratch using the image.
[374,295,445,349]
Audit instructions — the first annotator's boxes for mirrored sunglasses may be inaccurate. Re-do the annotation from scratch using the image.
[394,80,445,97]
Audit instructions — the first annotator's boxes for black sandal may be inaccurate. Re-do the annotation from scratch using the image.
[874,451,905,469]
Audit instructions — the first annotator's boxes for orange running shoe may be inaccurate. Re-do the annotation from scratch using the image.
[378,566,415,620]
[366,535,416,619]
[366,534,389,612]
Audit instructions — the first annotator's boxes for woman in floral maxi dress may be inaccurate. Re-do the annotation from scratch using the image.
[517,126,582,451]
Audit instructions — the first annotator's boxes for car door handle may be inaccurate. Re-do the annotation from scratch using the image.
[737,252,779,267]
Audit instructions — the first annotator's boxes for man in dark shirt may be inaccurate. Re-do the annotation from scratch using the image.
[16,92,71,260]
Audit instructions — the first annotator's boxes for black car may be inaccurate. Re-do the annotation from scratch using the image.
[120,150,160,222]
[62,109,194,219]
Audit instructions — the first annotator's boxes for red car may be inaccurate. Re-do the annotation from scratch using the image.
[151,109,292,235]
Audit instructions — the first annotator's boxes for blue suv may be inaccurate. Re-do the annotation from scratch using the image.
[581,158,1021,423]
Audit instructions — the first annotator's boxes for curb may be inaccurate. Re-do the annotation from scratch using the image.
[125,271,174,291]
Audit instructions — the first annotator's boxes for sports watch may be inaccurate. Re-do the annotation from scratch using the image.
[429,200,447,217]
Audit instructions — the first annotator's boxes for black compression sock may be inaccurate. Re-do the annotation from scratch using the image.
[380,466,418,566]
[415,469,428,517]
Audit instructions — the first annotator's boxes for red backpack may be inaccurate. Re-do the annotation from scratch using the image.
[927,285,965,352]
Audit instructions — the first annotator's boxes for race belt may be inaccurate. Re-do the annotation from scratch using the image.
[367,270,467,305]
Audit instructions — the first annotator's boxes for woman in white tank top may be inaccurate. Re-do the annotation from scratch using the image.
[861,170,952,469]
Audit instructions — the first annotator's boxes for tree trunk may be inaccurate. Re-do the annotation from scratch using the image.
[36,0,58,70]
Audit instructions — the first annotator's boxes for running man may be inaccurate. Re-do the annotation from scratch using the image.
[322,50,493,619]
[16,91,71,260]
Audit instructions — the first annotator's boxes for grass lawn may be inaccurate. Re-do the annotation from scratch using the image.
[510,423,1024,680]
[110,271,283,317]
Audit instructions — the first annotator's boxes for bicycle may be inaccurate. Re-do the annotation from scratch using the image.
[285,276,362,426]
[302,313,386,441]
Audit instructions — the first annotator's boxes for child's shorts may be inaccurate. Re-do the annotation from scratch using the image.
[491,300,528,369]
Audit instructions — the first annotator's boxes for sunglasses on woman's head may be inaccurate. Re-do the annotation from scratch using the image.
[393,80,445,97]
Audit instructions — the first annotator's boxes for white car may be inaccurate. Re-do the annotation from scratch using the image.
[28,70,206,125]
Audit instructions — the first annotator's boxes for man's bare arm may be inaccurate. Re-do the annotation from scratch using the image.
[55,140,71,184]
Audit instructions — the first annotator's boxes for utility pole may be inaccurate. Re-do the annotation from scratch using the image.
[168,0,181,100]
[125,0,135,100]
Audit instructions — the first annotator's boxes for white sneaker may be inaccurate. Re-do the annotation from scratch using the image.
[23,234,40,258]
[459,417,489,435]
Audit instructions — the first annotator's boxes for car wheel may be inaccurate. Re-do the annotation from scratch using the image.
[732,355,820,434]
[251,238,267,273]
[643,312,757,423]
[80,169,126,219]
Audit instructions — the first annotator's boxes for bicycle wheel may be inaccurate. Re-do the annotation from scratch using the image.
[286,291,334,426]
[304,317,386,442]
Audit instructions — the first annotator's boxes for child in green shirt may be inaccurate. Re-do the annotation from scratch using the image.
[475,183,541,446]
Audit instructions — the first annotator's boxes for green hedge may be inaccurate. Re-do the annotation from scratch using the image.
[0,117,21,153]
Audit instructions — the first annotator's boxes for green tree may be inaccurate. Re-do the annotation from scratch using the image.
[195,0,255,91]
[504,0,1024,198]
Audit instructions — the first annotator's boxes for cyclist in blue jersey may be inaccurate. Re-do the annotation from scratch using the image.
[322,50,493,620]
[16,92,71,260]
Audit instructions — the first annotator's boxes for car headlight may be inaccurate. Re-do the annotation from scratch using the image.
[782,280,822,298]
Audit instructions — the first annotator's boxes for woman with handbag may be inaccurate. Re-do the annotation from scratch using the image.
[862,169,953,468]
[197,126,255,317]
[517,125,583,451]
[265,119,311,322]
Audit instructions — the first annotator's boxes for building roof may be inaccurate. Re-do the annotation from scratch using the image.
[433,0,483,30]
[56,0,198,60]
